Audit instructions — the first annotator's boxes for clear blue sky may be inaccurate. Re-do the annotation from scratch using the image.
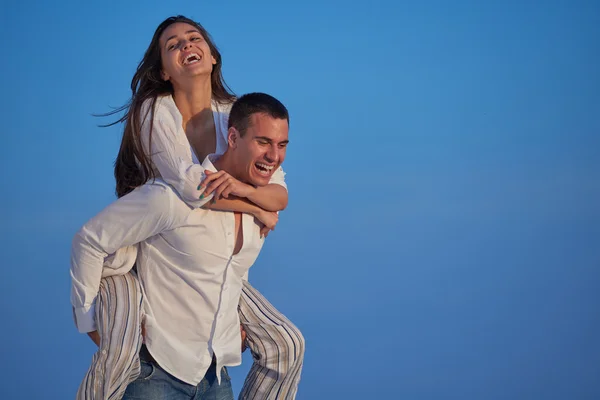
[2,0,599,398]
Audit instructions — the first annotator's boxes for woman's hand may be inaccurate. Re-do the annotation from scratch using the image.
[200,170,255,201]
[254,209,278,238]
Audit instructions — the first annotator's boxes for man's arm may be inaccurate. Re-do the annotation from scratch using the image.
[70,182,188,333]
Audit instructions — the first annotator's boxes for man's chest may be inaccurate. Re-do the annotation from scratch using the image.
[146,211,264,273]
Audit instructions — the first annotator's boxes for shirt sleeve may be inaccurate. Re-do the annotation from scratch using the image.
[140,103,211,209]
[70,183,189,333]
[268,166,287,190]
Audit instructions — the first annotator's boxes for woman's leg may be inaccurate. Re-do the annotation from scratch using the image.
[76,272,144,400]
[238,281,305,400]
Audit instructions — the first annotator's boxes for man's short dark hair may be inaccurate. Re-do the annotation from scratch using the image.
[228,93,289,136]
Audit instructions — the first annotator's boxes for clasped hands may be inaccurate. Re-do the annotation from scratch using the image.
[200,170,278,238]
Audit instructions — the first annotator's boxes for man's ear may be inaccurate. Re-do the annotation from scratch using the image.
[228,127,240,148]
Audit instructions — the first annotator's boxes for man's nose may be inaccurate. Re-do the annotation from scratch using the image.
[265,145,279,163]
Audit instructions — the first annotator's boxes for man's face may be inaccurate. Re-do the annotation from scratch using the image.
[230,113,289,187]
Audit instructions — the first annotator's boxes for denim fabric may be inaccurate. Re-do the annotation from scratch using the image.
[122,348,233,400]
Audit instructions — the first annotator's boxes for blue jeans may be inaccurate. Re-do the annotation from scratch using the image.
[122,347,233,400]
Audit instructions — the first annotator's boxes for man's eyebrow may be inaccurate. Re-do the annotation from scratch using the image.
[164,30,201,45]
[255,136,289,144]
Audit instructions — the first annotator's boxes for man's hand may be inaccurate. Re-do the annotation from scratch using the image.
[87,330,101,347]
[254,209,278,238]
[241,325,247,352]
[201,170,255,200]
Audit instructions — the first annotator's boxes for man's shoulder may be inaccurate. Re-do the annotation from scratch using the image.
[125,181,194,227]
[134,180,187,208]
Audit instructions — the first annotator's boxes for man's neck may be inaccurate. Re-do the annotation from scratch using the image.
[213,152,241,181]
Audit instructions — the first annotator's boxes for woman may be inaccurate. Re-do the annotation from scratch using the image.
[73,15,304,400]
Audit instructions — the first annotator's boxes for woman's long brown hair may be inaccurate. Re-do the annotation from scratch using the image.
[101,16,234,198]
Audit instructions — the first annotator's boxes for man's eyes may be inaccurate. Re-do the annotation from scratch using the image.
[257,141,287,148]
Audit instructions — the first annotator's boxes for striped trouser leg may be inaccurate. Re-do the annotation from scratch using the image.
[238,281,305,400]
[76,272,144,400]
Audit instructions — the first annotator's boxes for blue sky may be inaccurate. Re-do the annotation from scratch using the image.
[2,0,599,398]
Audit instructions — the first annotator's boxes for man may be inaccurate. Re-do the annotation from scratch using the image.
[71,93,293,399]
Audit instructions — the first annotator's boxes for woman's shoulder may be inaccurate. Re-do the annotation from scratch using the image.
[140,95,179,124]
[212,98,234,114]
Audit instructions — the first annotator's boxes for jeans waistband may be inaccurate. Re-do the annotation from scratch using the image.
[139,344,217,368]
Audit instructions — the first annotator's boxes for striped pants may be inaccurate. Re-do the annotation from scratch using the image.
[76,272,304,400]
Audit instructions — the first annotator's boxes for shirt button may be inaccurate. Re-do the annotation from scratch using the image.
[102,350,107,355]
[227,232,232,236]
[223,285,228,291]
[218,313,223,319]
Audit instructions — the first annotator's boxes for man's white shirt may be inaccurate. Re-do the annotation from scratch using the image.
[70,155,265,385]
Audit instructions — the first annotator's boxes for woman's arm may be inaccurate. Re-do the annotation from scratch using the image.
[206,196,279,235]
[245,165,288,211]
[140,102,211,208]
[201,170,288,212]
[247,184,288,211]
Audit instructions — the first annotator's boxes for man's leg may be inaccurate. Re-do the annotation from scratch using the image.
[122,346,234,400]
[198,362,234,400]
[238,281,305,400]
[76,272,144,400]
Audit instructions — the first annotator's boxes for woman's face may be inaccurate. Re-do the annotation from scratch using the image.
[159,22,216,85]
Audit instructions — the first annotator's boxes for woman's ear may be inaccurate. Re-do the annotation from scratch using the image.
[161,70,170,81]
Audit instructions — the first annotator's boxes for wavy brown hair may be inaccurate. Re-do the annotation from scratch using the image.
[103,16,234,198]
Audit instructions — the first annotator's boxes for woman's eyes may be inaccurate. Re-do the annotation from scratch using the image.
[167,36,202,50]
